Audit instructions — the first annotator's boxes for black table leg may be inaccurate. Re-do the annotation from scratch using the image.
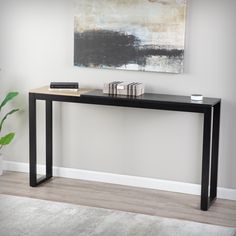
[201,108,212,211]
[210,102,221,201]
[46,100,53,179]
[29,93,37,187]
[29,96,53,187]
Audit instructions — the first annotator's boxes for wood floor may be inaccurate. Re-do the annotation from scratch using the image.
[0,171,236,228]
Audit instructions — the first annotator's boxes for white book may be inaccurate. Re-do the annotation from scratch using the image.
[133,83,145,96]
[117,82,133,96]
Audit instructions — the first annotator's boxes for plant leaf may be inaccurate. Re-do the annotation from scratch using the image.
[0,109,19,132]
[0,92,19,111]
[0,133,15,146]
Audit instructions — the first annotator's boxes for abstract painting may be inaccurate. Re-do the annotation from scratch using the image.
[74,0,187,73]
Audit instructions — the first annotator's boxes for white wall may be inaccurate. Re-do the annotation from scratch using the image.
[0,0,236,189]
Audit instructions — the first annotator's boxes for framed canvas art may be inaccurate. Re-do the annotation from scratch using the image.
[74,0,187,73]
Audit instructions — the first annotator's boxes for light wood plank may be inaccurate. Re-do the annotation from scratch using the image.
[0,171,236,227]
[29,86,93,97]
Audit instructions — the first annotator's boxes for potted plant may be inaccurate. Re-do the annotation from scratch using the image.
[0,92,19,175]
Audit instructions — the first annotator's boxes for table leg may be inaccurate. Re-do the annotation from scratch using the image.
[29,96,53,187]
[46,100,53,178]
[201,108,212,211]
[29,94,37,187]
[210,102,221,201]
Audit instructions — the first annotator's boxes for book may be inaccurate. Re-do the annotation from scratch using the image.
[127,82,136,96]
[103,81,123,94]
[117,82,133,96]
[133,83,145,96]
[50,82,79,89]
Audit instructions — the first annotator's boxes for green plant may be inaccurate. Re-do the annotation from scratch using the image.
[0,92,19,151]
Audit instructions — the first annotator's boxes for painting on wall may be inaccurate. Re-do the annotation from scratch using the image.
[74,0,187,74]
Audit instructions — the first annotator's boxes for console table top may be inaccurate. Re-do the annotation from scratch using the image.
[83,90,221,107]
[30,86,221,107]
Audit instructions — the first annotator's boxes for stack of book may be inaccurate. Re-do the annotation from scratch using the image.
[103,81,145,96]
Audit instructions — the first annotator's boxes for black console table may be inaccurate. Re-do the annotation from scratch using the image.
[29,86,221,211]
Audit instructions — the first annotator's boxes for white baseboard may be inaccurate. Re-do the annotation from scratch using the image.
[3,160,236,201]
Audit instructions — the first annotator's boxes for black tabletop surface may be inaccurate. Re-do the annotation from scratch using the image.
[82,90,221,107]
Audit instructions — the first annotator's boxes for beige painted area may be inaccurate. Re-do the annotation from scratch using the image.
[74,0,187,47]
